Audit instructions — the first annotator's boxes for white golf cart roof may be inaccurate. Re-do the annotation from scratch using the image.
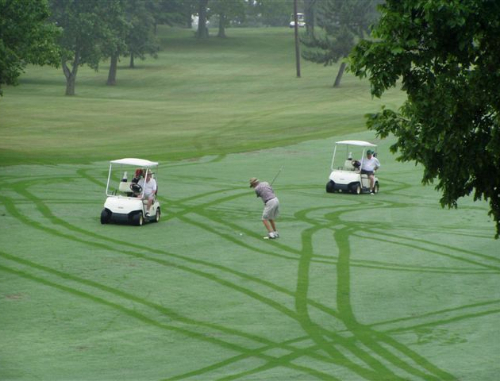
[336,140,377,147]
[110,158,158,167]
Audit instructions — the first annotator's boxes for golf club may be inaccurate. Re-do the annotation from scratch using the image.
[271,166,284,186]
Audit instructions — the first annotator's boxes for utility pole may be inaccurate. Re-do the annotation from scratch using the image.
[293,0,301,78]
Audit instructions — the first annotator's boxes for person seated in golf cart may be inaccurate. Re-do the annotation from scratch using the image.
[135,170,157,216]
[131,168,144,184]
[354,149,380,194]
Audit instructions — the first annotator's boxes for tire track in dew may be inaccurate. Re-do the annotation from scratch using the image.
[151,177,469,379]
[353,228,500,272]
[166,168,499,379]
[301,193,499,379]
[2,181,366,379]
[321,196,500,361]
[160,191,407,379]
[0,251,343,381]
[3,172,475,380]
[51,175,426,380]
[190,105,293,160]
[292,199,457,380]
[174,189,453,380]
[2,177,413,380]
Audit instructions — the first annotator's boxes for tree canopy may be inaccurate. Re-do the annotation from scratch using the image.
[123,0,159,68]
[301,0,381,87]
[50,0,126,95]
[350,0,500,238]
[0,0,59,95]
[210,0,246,38]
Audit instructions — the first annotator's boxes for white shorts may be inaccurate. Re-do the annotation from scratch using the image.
[143,193,155,201]
[262,198,280,220]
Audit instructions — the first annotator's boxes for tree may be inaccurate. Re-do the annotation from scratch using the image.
[303,0,318,37]
[301,0,381,87]
[123,0,159,68]
[102,1,129,86]
[50,0,124,95]
[0,0,59,96]
[195,0,209,39]
[175,0,198,29]
[210,0,246,38]
[152,0,187,32]
[252,0,293,27]
[349,0,500,238]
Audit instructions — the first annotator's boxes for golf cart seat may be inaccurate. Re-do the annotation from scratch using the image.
[344,160,355,171]
[119,181,136,197]
[118,181,131,193]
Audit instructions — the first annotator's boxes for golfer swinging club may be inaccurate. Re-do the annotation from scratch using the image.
[249,177,280,239]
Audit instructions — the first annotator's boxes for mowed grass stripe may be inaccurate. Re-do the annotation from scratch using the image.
[2,168,460,378]
[0,27,403,166]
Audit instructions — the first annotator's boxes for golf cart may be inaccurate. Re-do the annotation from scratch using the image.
[101,158,161,226]
[289,13,306,28]
[326,140,379,194]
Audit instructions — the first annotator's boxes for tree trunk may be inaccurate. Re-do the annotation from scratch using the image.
[333,61,346,88]
[107,54,118,86]
[129,53,135,68]
[294,0,301,78]
[304,0,316,38]
[62,54,79,96]
[65,74,76,96]
[217,13,226,38]
[196,0,209,39]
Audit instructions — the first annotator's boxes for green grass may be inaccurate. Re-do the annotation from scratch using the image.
[1,27,499,381]
[0,27,402,166]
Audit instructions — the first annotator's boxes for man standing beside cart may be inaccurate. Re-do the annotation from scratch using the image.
[360,149,380,195]
[138,170,157,216]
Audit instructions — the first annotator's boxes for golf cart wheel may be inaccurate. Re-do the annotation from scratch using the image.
[373,182,380,194]
[152,208,161,223]
[100,209,111,224]
[351,183,361,195]
[326,180,336,193]
[132,212,144,226]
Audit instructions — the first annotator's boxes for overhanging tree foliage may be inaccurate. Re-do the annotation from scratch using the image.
[0,0,59,96]
[301,0,381,87]
[350,0,500,238]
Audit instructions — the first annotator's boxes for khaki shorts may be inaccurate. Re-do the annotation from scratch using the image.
[262,198,280,220]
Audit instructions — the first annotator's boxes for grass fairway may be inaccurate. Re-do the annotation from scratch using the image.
[1,27,499,380]
[0,27,402,166]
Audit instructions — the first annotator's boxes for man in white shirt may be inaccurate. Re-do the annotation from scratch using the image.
[360,149,380,194]
[138,171,157,216]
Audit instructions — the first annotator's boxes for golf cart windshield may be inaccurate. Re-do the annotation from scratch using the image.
[106,158,159,196]
[331,140,377,171]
